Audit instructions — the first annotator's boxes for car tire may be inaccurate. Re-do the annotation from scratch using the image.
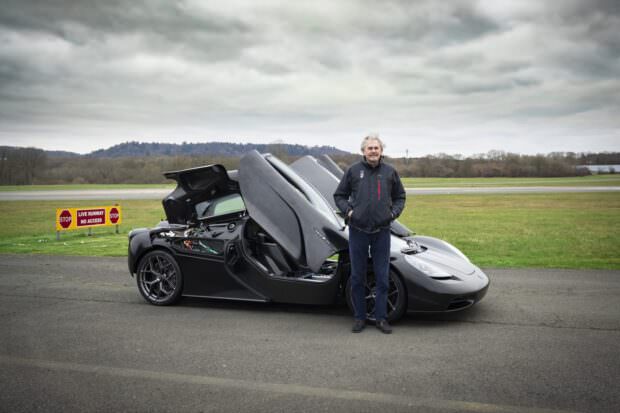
[136,250,183,305]
[345,270,407,323]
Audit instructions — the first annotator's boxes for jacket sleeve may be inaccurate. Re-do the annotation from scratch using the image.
[333,168,353,215]
[390,169,406,218]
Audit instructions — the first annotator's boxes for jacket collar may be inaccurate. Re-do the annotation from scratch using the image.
[362,155,383,169]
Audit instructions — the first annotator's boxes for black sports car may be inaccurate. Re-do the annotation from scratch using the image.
[128,151,489,322]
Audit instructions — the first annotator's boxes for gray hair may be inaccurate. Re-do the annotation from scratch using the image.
[360,134,385,152]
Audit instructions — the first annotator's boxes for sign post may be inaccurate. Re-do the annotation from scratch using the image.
[110,205,121,234]
[55,205,123,239]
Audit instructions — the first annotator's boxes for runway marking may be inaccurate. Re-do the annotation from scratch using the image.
[405,186,620,194]
[1,186,618,200]
[0,355,581,413]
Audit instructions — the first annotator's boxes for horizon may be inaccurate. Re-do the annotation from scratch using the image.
[3,140,619,159]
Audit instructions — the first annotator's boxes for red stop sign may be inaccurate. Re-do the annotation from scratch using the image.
[109,207,120,224]
[59,210,72,228]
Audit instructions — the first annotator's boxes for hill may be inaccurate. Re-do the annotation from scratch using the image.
[88,141,349,158]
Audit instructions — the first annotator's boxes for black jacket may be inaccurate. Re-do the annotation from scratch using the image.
[333,158,406,233]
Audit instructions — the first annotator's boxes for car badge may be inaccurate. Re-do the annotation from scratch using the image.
[360,170,364,179]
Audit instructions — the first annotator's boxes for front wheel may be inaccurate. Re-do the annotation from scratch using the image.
[346,270,407,323]
[136,250,183,305]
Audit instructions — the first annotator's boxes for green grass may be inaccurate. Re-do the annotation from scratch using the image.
[0,193,619,269]
[401,174,620,187]
[0,200,164,257]
[402,192,620,269]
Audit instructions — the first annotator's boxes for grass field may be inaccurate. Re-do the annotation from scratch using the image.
[1,175,619,191]
[0,192,618,269]
[402,193,620,269]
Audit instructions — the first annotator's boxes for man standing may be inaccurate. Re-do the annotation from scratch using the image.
[334,134,406,334]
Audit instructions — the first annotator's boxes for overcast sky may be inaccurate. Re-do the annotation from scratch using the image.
[1,0,619,157]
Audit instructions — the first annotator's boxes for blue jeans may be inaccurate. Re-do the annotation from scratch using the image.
[349,226,391,321]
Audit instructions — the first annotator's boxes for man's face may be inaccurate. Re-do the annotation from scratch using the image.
[363,140,383,165]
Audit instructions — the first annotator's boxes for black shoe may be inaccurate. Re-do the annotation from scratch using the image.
[376,319,393,334]
[352,319,366,333]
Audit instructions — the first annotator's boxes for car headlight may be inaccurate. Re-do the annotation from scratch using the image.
[405,255,455,280]
[441,242,470,262]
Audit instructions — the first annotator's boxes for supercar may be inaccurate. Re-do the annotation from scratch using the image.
[127,151,489,322]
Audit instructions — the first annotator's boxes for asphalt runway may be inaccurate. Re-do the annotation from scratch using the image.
[1,186,619,200]
[1,255,619,412]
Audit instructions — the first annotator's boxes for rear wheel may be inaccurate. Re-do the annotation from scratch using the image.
[136,250,183,305]
[346,270,407,322]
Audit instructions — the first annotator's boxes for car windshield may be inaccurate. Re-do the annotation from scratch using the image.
[196,193,245,219]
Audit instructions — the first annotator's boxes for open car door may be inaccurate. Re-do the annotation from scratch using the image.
[239,151,347,273]
[317,154,346,181]
[288,155,341,211]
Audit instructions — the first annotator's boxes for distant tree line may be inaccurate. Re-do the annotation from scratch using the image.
[29,154,247,185]
[333,150,620,178]
[381,151,615,178]
[0,146,47,185]
[1,145,619,185]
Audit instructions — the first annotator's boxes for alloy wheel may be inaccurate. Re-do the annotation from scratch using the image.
[137,251,181,305]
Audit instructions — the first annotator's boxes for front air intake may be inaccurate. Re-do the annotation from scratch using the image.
[447,298,475,311]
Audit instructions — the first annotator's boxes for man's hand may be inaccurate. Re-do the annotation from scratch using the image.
[347,210,353,218]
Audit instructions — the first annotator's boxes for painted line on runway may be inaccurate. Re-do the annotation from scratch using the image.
[405,186,620,195]
[0,355,581,413]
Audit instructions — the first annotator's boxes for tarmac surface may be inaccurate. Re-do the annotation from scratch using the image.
[1,254,619,412]
[1,186,619,200]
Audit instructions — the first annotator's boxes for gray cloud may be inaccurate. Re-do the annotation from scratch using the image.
[0,0,618,156]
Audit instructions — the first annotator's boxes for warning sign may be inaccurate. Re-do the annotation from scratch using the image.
[109,207,120,224]
[56,205,122,231]
[77,208,105,226]
[59,209,72,229]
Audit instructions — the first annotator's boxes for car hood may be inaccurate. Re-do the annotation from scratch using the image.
[391,236,477,277]
[415,249,477,275]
